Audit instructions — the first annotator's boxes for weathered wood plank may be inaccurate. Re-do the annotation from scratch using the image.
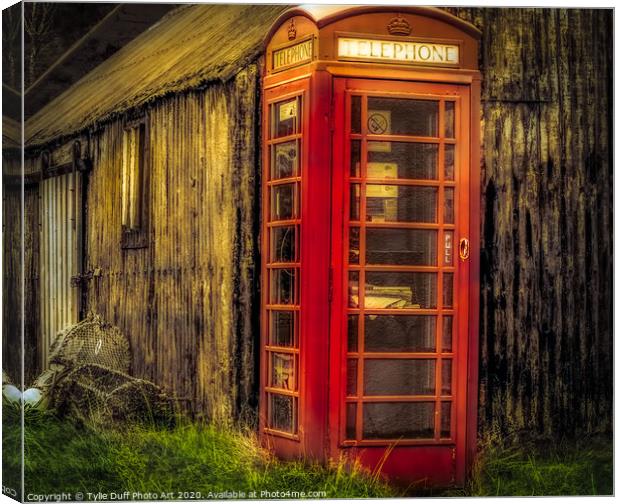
[451,7,613,436]
[2,163,40,385]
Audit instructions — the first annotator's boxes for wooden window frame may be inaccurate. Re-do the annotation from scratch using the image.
[121,115,150,249]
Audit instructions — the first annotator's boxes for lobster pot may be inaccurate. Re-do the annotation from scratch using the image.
[39,171,83,369]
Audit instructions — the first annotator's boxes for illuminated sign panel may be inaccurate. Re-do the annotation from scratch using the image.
[272,38,314,72]
[338,37,459,66]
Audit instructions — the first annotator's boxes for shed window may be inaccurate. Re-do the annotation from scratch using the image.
[121,119,148,248]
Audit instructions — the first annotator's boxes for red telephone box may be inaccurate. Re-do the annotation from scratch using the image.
[260,6,481,486]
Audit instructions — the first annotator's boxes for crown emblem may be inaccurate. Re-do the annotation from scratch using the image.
[387,14,412,36]
[288,19,297,40]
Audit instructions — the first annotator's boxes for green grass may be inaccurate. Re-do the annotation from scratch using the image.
[440,430,613,497]
[3,407,613,499]
[5,407,395,499]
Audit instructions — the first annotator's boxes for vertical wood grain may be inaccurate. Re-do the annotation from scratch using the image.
[83,64,261,422]
[446,7,613,436]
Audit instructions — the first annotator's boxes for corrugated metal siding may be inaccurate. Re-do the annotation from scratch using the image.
[82,65,260,422]
[39,171,82,367]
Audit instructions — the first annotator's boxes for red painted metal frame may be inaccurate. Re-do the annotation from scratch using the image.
[260,6,481,487]
[328,78,473,486]
[260,73,333,459]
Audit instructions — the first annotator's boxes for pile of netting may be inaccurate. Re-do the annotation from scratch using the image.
[29,313,174,428]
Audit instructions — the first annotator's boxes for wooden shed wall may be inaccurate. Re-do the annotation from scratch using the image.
[2,161,40,385]
[82,64,261,423]
[447,8,613,436]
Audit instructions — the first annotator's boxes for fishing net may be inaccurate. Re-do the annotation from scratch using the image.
[48,313,130,373]
[31,313,174,427]
[50,363,175,428]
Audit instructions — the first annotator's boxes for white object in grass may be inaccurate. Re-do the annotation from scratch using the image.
[23,388,43,407]
[3,384,22,404]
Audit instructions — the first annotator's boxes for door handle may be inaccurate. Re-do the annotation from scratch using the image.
[459,238,470,261]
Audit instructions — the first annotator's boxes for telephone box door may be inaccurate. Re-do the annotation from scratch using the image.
[330,77,472,485]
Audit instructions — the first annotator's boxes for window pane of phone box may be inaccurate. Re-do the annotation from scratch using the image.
[367,98,438,137]
[363,402,435,439]
[367,142,438,180]
[366,228,437,266]
[365,272,437,309]
[365,315,436,352]
[366,185,437,223]
[268,394,297,433]
[364,359,436,396]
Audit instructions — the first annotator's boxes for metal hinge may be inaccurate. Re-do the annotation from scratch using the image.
[71,272,92,288]
[70,267,101,287]
[451,447,457,484]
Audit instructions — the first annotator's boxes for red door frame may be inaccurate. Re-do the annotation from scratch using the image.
[328,77,474,485]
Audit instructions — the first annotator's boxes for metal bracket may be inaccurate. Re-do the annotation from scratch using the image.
[70,267,101,287]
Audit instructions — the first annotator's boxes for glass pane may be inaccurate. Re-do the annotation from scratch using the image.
[442,359,452,395]
[349,227,360,264]
[442,316,453,352]
[445,145,455,180]
[366,229,437,266]
[365,272,437,309]
[346,403,357,439]
[269,394,296,433]
[350,140,361,177]
[363,402,434,439]
[444,187,454,224]
[443,273,453,308]
[270,225,296,263]
[365,315,436,353]
[366,186,437,223]
[367,142,438,180]
[444,231,454,266]
[348,271,359,308]
[364,359,435,395]
[351,96,361,134]
[271,183,297,221]
[271,353,295,391]
[347,359,358,396]
[273,98,299,138]
[445,102,455,138]
[270,268,296,305]
[348,314,359,352]
[271,141,298,180]
[441,402,451,438]
[270,311,294,347]
[350,184,360,220]
[367,97,438,137]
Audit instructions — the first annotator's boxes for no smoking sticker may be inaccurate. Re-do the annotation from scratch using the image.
[367,110,391,152]
[368,112,389,134]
